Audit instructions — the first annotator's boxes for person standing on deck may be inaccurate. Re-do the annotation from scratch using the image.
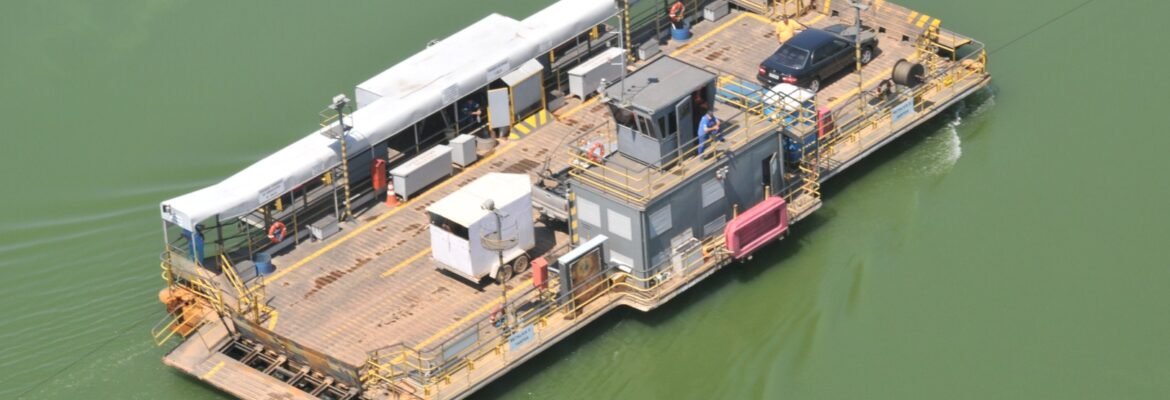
[459,98,484,136]
[669,1,685,29]
[697,109,721,157]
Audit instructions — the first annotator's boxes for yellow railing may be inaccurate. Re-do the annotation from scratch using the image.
[151,308,207,346]
[811,46,988,172]
[363,233,734,395]
[568,75,812,206]
[366,42,991,396]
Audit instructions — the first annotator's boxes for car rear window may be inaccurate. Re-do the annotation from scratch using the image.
[772,45,810,70]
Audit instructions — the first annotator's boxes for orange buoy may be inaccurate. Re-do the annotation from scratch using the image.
[267,221,287,243]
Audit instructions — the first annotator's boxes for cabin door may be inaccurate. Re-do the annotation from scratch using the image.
[762,153,779,194]
[487,88,511,129]
[674,96,693,155]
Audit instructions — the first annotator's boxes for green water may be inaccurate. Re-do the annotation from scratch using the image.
[1,0,1167,398]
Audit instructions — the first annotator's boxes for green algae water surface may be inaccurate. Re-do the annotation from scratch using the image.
[0,0,1166,398]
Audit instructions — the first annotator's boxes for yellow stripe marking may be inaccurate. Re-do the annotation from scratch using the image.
[907,11,919,23]
[202,361,226,380]
[825,67,894,109]
[743,12,772,25]
[931,19,942,29]
[514,123,530,135]
[557,97,597,121]
[381,248,432,277]
[672,12,750,57]
[805,13,826,27]
[415,277,535,349]
[916,15,930,28]
[823,0,832,14]
[267,310,279,330]
[262,139,521,286]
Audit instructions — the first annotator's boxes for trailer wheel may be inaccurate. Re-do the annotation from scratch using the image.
[496,262,514,284]
[512,254,530,275]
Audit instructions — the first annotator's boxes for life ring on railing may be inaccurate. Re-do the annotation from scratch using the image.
[587,142,606,163]
[267,222,287,243]
[489,305,505,328]
[668,1,685,24]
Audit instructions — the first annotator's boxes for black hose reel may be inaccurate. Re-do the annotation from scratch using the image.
[892,59,926,88]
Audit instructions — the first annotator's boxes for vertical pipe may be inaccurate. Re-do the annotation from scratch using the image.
[245,222,254,261]
[331,175,340,223]
[622,0,634,64]
[414,123,421,154]
[335,103,354,222]
[853,6,866,122]
[162,220,173,287]
[215,215,225,258]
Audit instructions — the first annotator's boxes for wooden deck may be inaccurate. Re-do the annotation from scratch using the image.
[163,5,989,400]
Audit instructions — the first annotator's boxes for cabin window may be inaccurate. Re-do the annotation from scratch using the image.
[429,212,469,240]
[607,209,632,240]
[636,114,657,138]
[701,178,725,207]
[667,110,678,136]
[610,104,637,131]
[577,197,601,228]
[649,205,673,237]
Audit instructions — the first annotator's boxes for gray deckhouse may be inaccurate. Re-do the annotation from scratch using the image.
[570,56,792,285]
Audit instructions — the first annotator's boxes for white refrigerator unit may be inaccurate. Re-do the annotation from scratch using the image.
[427,173,536,281]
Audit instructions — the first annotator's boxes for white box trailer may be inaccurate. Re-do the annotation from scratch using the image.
[427,173,535,283]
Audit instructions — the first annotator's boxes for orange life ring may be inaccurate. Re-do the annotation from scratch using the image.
[587,142,606,163]
[669,1,685,23]
[267,222,287,243]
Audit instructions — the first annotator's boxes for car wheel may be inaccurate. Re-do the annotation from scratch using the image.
[496,261,514,284]
[861,47,874,65]
[808,78,821,93]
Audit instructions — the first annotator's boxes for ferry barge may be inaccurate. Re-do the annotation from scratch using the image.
[152,0,990,398]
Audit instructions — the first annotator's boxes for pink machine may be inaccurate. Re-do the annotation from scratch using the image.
[724,196,789,259]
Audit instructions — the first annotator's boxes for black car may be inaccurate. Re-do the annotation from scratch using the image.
[758,24,878,92]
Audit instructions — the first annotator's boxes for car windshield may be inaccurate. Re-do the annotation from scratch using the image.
[772,45,809,70]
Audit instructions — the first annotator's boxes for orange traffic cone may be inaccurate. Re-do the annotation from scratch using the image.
[388,181,402,205]
[385,181,400,207]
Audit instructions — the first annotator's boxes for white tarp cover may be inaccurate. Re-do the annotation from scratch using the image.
[355,14,533,109]
[160,0,618,231]
[356,0,619,109]
[521,0,618,53]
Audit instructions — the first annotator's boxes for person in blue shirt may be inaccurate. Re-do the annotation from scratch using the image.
[697,109,720,156]
[458,98,483,135]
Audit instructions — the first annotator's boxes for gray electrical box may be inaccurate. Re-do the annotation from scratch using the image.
[704,1,730,22]
[390,145,452,200]
[450,134,477,167]
[638,40,661,61]
[309,214,340,241]
[568,47,625,99]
